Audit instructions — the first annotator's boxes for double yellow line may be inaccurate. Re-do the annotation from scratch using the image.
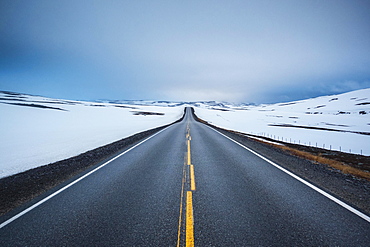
[178,124,196,247]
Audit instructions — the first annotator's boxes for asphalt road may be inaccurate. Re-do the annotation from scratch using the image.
[1,107,369,246]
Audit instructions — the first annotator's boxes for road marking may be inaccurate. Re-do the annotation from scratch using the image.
[186,125,192,165]
[178,122,196,246]
[187,140,191,165]
[189,165,196,191]
[177,161,187,247]
[186,191,194,247]
[207,125,370,223]
[0,125,172,229]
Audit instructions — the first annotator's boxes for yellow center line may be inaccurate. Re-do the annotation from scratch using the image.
[187,139,191,165]
[186,191,194,247]
[189,164,196,191]
[177,162,187,247]
[178,123,196,246]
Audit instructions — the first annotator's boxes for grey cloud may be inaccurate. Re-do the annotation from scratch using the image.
[1,0,369,103]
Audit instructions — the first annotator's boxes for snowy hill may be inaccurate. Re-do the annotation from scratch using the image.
[194,88,370,156]
[1,89,369,178]
[0,91,184,178]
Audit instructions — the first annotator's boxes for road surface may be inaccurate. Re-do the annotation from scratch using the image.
[1,107,369,246]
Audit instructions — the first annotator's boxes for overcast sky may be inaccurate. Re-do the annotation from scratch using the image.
[1,0,369,103]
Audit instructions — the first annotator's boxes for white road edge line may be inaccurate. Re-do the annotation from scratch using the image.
[0,125,172,229]
[208,125,370,223]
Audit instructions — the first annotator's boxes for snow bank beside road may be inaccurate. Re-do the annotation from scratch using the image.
[194,88,370,156]
[0,92,184,178]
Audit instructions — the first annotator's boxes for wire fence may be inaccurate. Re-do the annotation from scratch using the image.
[249,131,366,156]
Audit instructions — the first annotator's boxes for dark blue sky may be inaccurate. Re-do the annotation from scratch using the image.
[1,0,369,103]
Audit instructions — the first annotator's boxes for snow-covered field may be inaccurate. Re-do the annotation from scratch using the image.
[1,88,369,179]
[194,88,370,156]
[0,91,184,178]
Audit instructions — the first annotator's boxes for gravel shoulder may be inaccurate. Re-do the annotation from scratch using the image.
[192,109,370,216]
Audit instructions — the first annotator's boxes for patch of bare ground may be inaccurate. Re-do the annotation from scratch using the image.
[0,102,67,111]
[114,105,137,109]
[191,108,370,215]
[211,108,230,111]
[132,111,165,116]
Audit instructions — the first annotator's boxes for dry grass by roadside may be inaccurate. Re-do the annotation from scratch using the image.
[232,134,370,181]
[269,143,370,181]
